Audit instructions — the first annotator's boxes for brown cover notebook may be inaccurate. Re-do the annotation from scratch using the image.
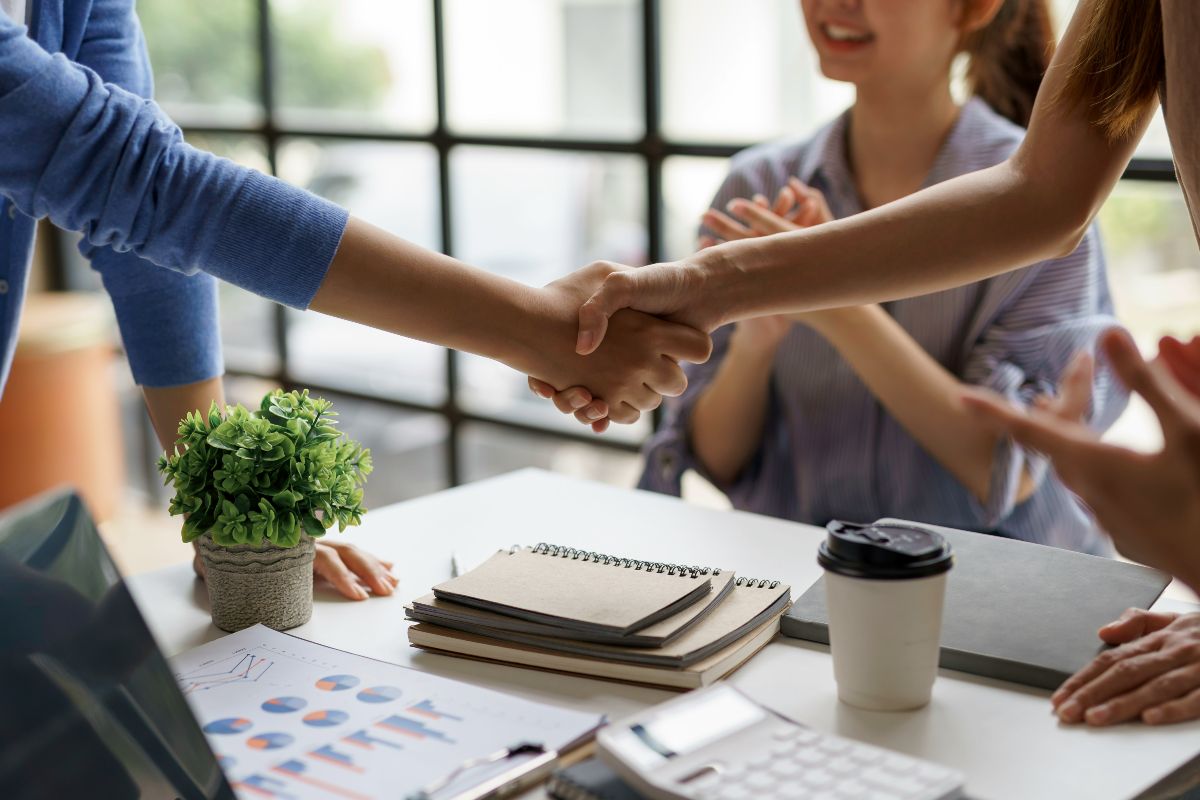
[781,518,1172,690]
[433,546,715,636]
[409,578,790,667]
[409,570,737,648]
[408,616,782,690]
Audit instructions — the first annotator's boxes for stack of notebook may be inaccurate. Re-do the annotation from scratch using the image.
[405,544,791,689]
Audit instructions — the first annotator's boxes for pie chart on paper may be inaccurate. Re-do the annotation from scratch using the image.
[356,686,402,704]
[203,718,252,735]
[303,709,350,727]
[315,674,360,692]
[261,696,307,714]
[247,732,294,750]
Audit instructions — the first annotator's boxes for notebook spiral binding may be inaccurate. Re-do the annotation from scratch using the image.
[527,544,781,588]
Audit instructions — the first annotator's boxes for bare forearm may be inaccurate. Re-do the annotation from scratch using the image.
[702,1,1149,324]
[689,339,778,486]
[143,376,226,452]
[809,307,1026,503]
[310,217,546,372]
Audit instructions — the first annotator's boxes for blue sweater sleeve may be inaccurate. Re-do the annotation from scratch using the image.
[73,0,222,387]
[0,12,348,309]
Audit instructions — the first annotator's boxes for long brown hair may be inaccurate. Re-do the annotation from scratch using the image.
[1060,0,1164,141]
[962,0,1057,128]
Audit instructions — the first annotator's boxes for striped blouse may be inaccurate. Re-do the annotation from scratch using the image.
[639,98,1128,555]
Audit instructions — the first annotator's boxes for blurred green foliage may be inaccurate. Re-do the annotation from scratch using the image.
[138,0,389,112]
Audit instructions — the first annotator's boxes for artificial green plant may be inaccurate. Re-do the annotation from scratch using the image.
[158,389,372,548]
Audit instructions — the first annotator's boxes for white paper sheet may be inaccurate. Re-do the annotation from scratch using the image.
[171,625,603,799]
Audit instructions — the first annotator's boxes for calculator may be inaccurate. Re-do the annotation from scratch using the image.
[595,685,964,800]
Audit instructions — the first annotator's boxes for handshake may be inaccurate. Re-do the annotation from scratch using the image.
[517,258,730,433]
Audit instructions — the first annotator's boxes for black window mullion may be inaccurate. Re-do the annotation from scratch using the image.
[157,0,1181,497]
[432,0,462,488]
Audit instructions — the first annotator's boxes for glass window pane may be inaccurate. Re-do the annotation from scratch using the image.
[1098,180,1200,452]
[663,156,731,261]
[271,0,436,133]
[461,423,641,488]
[138,0,261,125]
[445,0,642,139]
[451,147,648,441]
[661,0,852,144]
[277,140,446,405]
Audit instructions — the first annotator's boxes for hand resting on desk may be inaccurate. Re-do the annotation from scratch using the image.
[1051,609,1200,726]
[192,539,399,601]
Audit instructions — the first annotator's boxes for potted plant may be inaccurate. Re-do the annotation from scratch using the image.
[158,389,372,632]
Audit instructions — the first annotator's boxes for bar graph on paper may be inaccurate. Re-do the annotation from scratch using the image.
[171,625,602,800]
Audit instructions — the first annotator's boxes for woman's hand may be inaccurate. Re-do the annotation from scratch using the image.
[527,262,712,426]
[962,328,1200,592]
[701,179,834,243]
[193,540,399,601]
[1160,334,1200,397]
[1050,609,1200,726]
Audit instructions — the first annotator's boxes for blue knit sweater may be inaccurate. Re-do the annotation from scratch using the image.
[0,1,349,393]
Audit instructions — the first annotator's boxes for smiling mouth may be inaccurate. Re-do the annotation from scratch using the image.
[820,22,874,45]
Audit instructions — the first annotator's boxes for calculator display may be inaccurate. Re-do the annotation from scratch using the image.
[632,686,765,759]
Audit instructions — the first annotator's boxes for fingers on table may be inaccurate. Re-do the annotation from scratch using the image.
[1083,660,1200,726]
[1098,608,1181,645]
[331,542,397,597]
[1051,631,1168,711]
[315,546,370,601]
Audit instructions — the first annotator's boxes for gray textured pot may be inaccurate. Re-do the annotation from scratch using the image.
[196,533,316,632]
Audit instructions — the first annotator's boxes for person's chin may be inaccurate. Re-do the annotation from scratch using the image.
[815,58,867,85]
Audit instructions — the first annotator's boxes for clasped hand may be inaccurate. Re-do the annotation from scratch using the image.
[532,180,831,428]
[525,262,712,432]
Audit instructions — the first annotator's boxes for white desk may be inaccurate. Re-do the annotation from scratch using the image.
[128,469,1200,800]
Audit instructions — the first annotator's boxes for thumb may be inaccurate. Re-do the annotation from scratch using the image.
[577,271,634,355]
[1097,608,1179,644]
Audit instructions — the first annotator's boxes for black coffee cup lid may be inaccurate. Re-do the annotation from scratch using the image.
[818,521,953,580]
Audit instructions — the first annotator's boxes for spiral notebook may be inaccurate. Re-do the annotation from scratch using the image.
[408,569,737,647]
[412,544,791,689]
[409,577,789,668]
[432,545,717,636]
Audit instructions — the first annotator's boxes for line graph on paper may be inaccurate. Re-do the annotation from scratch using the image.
[177,639,345,697]
[178,652,276,695]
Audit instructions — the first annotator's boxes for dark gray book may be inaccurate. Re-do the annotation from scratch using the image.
[781,518,1172,690]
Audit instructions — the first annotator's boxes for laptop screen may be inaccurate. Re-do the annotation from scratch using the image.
[0,490,235,800]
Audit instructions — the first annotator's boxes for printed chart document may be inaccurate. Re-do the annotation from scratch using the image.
[172,625,604,799]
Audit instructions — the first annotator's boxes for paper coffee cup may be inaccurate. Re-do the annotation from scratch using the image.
[818,521,953,711]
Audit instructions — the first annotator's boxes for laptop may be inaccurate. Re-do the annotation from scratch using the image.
[0,488,236,800]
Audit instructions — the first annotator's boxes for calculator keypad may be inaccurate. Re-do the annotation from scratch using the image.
[691,728,962,800]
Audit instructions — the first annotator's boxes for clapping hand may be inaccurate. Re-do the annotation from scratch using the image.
[963,328,1200,585]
